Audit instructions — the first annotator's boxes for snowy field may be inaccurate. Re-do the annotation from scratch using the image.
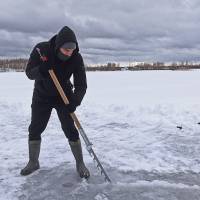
[1,70,200,200]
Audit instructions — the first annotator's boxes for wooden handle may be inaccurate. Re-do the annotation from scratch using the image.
[49,69,81,129]
[49,70,69,105]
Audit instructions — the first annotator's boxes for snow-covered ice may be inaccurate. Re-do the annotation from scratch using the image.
[1,70,200,200]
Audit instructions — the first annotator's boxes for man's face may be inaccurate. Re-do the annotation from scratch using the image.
[60,48,74,56]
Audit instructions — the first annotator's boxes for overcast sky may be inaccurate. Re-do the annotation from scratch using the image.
[0,0,200,64]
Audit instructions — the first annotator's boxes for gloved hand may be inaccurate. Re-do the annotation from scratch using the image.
[39,51,56,78]
[64,101,77,113]
[39,60,52,78]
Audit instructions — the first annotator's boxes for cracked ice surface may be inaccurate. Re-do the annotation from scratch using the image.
[1,71,200,200]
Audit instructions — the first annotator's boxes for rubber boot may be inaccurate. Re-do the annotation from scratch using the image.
[69,139,90,179]
[20,140,41,176]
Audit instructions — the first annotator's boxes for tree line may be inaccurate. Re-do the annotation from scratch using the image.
[0,58,27,71]
[0,58,200,72]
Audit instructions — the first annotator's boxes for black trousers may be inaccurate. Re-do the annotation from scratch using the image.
[28,93,79,142]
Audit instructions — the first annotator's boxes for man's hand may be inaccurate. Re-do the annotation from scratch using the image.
[39,61,52,78]
[64,101,77,113]
[36,47,53,78]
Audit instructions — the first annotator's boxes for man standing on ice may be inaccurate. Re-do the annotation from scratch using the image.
[21,26,90,179]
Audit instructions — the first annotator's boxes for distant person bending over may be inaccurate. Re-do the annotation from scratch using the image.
[21,26,90,179]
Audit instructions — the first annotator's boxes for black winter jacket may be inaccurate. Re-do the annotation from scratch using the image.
[25,26,87,106]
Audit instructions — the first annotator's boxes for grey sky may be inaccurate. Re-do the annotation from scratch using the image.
[0,0,200,64]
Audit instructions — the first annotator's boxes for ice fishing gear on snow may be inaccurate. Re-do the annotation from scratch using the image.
[176,126,183,130]
[49,69,111,183]
[176,122,200,130]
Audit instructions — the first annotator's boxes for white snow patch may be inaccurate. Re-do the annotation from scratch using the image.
[1,70,200,199]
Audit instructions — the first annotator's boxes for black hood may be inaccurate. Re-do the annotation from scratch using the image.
[54,26,79,53]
